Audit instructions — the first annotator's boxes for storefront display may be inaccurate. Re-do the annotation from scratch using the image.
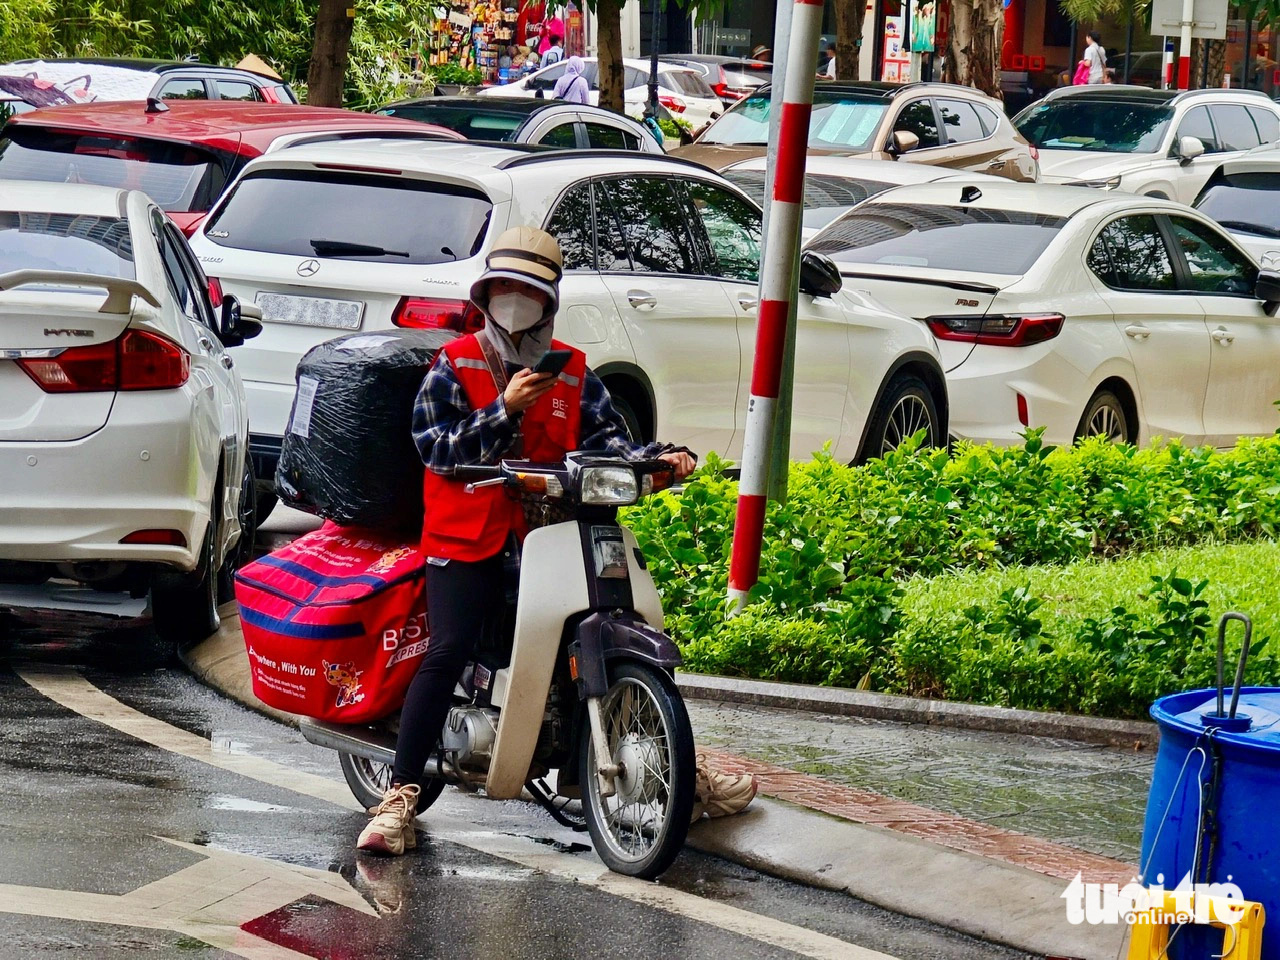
[424,2,570,85]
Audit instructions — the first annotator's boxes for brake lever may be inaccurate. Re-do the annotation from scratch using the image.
[465,477,507,493]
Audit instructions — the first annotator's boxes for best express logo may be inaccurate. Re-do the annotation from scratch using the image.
[384,612,429,668]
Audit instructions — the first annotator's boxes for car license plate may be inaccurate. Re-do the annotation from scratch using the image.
[255,293,364,331]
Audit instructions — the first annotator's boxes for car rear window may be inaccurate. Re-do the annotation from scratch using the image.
[203,169,493,264]
[1013,98,1173,154]
[704,91,889,151]
[0,126,226,212]
[722,62,771,88]
[664,69,717,99]
[1195,172,1280,239]
[0,211,135,278]
[377,105,524,140]
[810,203,1068,275]
[722,169,893,230]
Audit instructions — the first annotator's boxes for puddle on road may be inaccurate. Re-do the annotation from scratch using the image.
[205,794,295,813]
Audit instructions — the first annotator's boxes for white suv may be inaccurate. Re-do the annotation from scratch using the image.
[0,181,260,646]
[1015,87,1280,203]
[185,141,948,513]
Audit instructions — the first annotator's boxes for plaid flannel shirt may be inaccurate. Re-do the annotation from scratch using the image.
[412,351,668,473]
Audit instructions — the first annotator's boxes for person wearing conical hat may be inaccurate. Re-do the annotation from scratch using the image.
[357,226,705,855]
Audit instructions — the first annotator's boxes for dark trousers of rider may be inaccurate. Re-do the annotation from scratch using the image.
[392,551,505,787]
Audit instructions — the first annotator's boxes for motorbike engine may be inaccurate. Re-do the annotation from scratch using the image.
[442,705,499,764]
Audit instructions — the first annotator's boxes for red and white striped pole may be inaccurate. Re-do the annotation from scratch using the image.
[1177,0,1194,88]
[726,0,823,610]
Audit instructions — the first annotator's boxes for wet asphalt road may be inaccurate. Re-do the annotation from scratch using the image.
[0,607,1037,960]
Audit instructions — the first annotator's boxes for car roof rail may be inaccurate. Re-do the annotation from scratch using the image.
[494,148,716,172]
[1171,87,1271,102]
[277,130,459,150]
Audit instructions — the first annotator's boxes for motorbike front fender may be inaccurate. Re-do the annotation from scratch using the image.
[573,612,683,699]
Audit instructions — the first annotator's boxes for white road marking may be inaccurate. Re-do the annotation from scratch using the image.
[0,837,372,960]
[17,666,897,960]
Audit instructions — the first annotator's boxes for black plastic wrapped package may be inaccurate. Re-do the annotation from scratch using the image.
[276,328,456,531]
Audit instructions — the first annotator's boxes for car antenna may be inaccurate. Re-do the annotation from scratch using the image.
[960,185,982,204]
[146,97,170,114]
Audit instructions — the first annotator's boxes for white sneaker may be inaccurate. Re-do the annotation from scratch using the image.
[356,784,420,856]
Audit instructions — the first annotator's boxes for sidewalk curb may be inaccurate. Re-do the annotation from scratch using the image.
[687,799,1129,960]
[180,605,299,730]
[675,672,1159,749]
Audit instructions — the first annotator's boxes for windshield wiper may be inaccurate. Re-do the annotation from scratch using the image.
[310,238,410,258]
[1214,220,1280,239]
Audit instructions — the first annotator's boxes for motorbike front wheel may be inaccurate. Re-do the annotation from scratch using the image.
[580,661,695,879]
[339,753,446,814]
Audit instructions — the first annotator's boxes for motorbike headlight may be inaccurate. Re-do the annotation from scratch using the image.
[579,466,639,505]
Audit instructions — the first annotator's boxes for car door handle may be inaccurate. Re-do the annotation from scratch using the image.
[1212,327,1235,344]
[737,293,758,311]
[987,159,1006,169]
[627,290,656,310]
[1124,324,1151,340]
[221,355,234,369]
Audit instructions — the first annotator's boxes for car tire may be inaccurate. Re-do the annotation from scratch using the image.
[612,393,646,444]
[859,374,942,463]
[151,515,221,654]
[1076,389,1131,443]
[254,488,278,530]
[218,458,258,605]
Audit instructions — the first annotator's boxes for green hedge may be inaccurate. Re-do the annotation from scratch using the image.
[623,432,1280,717]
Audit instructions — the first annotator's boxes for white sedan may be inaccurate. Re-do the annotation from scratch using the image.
[478,58,723,132]
[0,180,262,646]
[719,155,1004,241]
[808,180,1280,448]
[1193,148,1280,267]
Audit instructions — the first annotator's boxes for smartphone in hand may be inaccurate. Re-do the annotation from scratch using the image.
[531,349,573,377]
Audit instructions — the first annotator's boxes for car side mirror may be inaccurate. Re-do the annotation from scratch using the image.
[887,130,920,158]
[219,295,263,347]
[798,251,842,297]
[1256,269,1280,315]
[1175,135,1206,164]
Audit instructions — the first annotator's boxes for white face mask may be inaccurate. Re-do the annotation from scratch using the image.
[488,292,544,332]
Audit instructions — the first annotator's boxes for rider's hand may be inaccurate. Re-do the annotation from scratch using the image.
[659,451,696,480]
[502,369,556,415]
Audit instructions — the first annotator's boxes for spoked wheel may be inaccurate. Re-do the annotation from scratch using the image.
[580,662,695,879]
[339,753,445,814]
[859,374,942,463]
[528,777,588,832]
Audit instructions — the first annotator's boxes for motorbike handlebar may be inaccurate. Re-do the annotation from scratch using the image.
[450,465,503,482]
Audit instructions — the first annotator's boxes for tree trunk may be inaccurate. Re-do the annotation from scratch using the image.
[1207,38,1227,87]
[835,0,864,81]
[942,0,1004,98]
[595,0,625,113]
[307,0,355,107]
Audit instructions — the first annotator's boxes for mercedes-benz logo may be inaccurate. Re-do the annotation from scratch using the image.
[297,259,320,277]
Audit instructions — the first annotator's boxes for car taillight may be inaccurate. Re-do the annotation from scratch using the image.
[18,329,190,393]
[712,81,730,99]
[260,86,281,104]
[393,297,485,333]
[659,94,686,113]
[207,276,224,308]
[925,313,1064,347]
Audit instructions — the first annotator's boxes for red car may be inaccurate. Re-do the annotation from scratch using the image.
[0,100,462,234]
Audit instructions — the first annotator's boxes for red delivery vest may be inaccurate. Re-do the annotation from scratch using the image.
[421,334,586,561]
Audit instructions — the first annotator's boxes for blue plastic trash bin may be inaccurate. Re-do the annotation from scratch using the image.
[1141,686,1280,958]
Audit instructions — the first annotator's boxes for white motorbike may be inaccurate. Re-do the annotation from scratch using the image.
[301,453,696,879]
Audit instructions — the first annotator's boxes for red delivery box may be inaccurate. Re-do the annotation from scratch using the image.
[234,522,426,722]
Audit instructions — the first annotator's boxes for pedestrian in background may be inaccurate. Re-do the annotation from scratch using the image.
[1084,32,1107,84]
[553,56,589,104]
[820,42,837,79]
[540,30,564,68]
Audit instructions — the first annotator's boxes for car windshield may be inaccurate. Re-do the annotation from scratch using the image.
[376,104,525,140]
[204,169,493,264]
[1014,98,1173,153]
[664,69,716,99]
[809,203,1068,275]
[722,169,894,230]
[0,211,135,278]
[0,126,225,212]
[1195,172,1280,237]
[702,91,890,150]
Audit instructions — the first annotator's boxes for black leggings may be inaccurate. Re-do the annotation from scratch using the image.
[392,551,505,787]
